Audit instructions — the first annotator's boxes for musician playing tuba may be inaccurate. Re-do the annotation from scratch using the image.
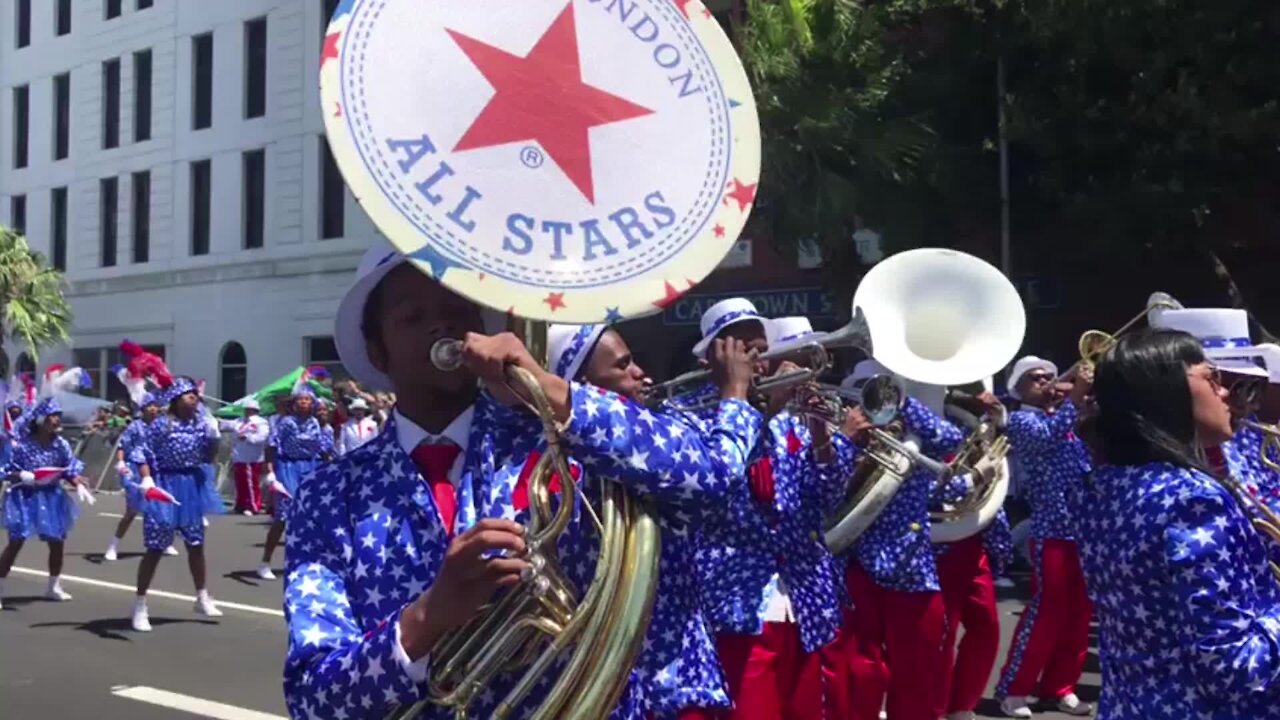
[281,245,763,720]
[993,356,1094,718]
[1071,329,1280,720]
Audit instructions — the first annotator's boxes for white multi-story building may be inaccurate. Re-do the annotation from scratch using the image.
[0,0,376,402]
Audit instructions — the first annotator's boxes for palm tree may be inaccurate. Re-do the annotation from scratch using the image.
[0,226,72,377]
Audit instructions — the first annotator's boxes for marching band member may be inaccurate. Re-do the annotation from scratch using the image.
[282,244,758,720]
[337,397,379,455]
[220,398,270,516]
[838,359,968,720]
[994,356,1093,718]
[0,392,91,608]
[545,321,759,720]
[257,380,330,581]
[105,394,174,560]
[1073,328,1280,719]
[129,376,226,631]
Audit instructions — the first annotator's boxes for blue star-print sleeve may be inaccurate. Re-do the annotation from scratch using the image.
[282,480,426,719]
[1165,483,1280,702]
[1007,400,1079,454]
[56,437,84,478]
[815,431,857,509]
[564,382,761,510]
[900,397,964,458]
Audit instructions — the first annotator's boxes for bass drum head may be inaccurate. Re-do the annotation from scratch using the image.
[930,457,1009,544]
[320,0,761,323]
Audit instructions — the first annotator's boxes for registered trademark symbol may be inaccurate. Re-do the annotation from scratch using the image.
[520,146,545,169]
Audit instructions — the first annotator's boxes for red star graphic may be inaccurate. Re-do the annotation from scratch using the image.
[653,281,686,309]
[724,178,758,212]
[544,292,567,311]
[333,102,342,118]
[321,32,340,67]
[477,272,486,282]
[675,0,695,19]
[713,224,726,238]
[447,4,654,204]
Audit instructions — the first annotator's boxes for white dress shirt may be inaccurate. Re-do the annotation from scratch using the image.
[337,416,380,456]
[219,415,270,464]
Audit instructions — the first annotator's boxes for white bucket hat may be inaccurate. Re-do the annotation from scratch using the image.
[691,298,765,358]
[347,397,369,412]
[1006,355,1059,400]
[1150,307,1269,378]
[548,324,607,381]
[240,397,260,412]
[766,316,820,356]
[335,241,504,391]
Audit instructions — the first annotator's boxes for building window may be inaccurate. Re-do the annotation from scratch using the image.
[306,336,347,379]
[55,0,71,36]
[219,342,248,402]
[53,73,70,160]
[9,195,26,235]
[132,171,150,263]
[243,149,265,249]
[191,159,211,256]
[51,187,67,270]
[100,177,118,267]
[244,18,267,119]
[137,0,153,8]
[75,345,166,401]
[13,85,28,169]
[106,0,122,19]
[320,139,344,239]
[15,0,30,48]
[192,33,213,130]
[102,59,121,149]
[133,49,151,142]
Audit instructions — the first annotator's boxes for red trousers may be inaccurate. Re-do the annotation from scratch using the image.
[233,462,263,513]
[843,564,947,720]
[716,622,831,720]
[995,538,1092,701]
[935,535,1000,716]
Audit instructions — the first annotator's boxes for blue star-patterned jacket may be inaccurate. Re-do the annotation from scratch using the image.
[689,404,854,653]
[1073,462,1280,720]
[1006,401,1091,541]
[852,397,964,593]
[1223,420,1280,514]
[7,434,84,479]
[282,385,758,720]
[129,415,219,471]
[274,416,326,461]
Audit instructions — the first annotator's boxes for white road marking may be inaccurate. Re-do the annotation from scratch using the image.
[8,567,284,617]
[110,685,287,720]
[98,512,125,518]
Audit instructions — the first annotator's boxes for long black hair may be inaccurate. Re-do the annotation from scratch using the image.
[1093,328,1210,470]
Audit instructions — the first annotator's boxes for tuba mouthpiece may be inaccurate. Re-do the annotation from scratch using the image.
[430,338,464,372]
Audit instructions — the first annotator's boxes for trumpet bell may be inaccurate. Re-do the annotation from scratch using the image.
[854,249,1026,387]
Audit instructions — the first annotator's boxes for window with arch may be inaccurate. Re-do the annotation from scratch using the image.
[220,342,248,402]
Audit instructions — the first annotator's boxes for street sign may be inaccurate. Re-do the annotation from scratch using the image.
[663,287,835,326]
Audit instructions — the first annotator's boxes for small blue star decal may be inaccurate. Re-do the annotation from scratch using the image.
[605,307,623,324]
[729,98,742,109]
[331,0,356,21]
[408,243,465,280]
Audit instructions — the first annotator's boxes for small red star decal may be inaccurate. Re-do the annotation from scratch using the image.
[321,32,340,67]
[713,224,726,238]
[653,281,685,309]
[724,178,758,212]
[333,102,342,118]
[686,278,697,289]
[544,292,566,311]
[477,273,486,282]
[675,0,695,19]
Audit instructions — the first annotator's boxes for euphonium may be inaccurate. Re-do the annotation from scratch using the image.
[930,388,1012,543]
[386,340,661,720]
[1244,419,1280,475]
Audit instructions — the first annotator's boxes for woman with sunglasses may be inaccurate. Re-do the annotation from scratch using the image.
[1072,329,1280,718]
[993,356,1094,718]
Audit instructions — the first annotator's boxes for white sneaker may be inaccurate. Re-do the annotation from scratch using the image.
[256,564,276,580]
[1000,696,1034,718]
[194,594,223,618]
[104,546,118,562]
[45,582,72,602]
[132,602,152,632]
[163,545,179,556]
[947,712,977,720]
[241,509,254,516]
[1057,693,1094,716]
[994,576,1016,588]
[202,517,210,528]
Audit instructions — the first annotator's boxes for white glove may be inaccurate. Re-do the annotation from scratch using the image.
[267,472,291,499]
[116,461,131,477]
[76,484,96,505]
[18,470,35,486]
[139,475,156,490]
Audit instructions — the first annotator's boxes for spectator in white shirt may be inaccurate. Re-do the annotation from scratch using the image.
[337,398,379,456]
[219,399,272,516]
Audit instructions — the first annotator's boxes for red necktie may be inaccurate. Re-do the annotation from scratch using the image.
[748,456,776,506]
[411,442,461,535]
[1205,445,1228,479]
[511,450,574,512]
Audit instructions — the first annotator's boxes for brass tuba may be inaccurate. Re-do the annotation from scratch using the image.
[385,340,661,720]
[930,383,1012,543]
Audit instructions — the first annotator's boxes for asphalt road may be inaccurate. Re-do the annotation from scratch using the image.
[0,494,1100,719]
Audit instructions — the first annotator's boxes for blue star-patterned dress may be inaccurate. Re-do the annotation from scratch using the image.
[1073,462,1280,719]
[4,435,84,541]
[1006,401,1091,541]
[272,415,326,522]
[131,414,223,550]
[283,386,755,720]
[852,397,965,593]
[1224,420,1280,514]
[118,417,155,511]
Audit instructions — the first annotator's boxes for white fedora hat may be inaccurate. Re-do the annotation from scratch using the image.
[335,241,506,392]
[1150,307,1269,378]
[548,324,606,381]
[1006,355,1058,400]
[347,397,369,411]
[766,316,820,356]
[691,298,765,358]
